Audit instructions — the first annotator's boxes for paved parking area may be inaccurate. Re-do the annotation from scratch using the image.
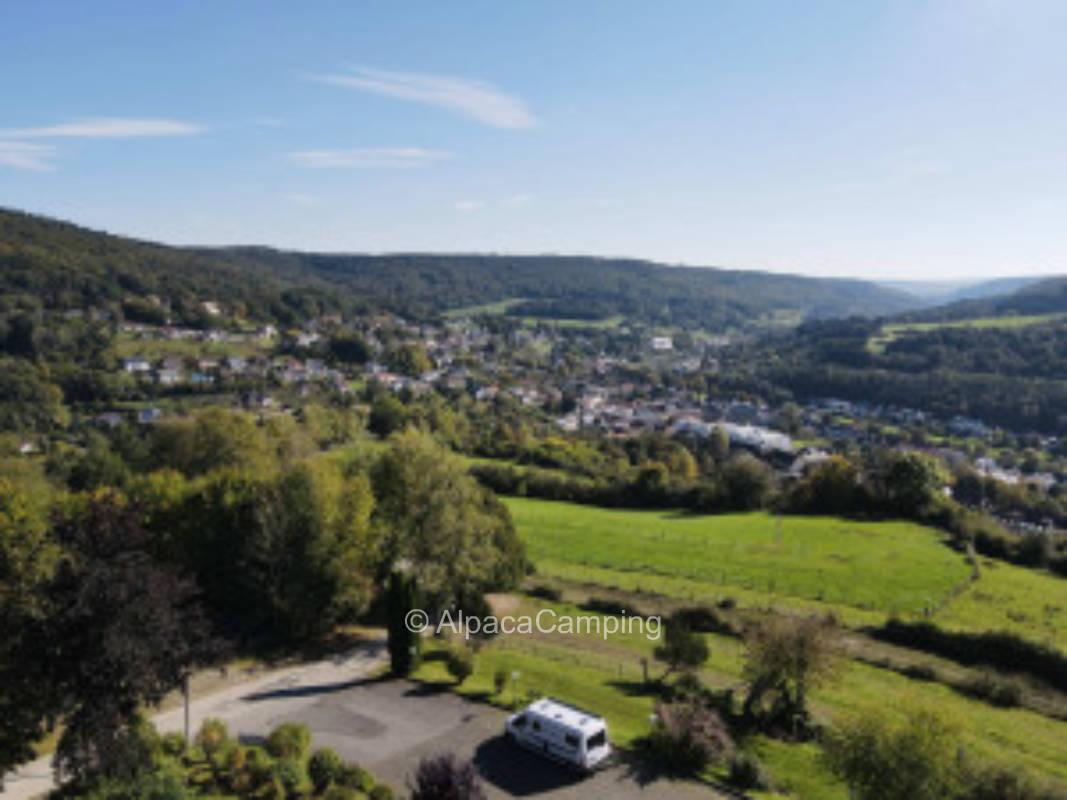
[2,642,725,800]
[236,677,723,799]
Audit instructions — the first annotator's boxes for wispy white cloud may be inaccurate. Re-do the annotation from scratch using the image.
[0,117,204,139]
[0,141,57,170]
[454,199,484,213]
[289,147,451,168]
[311,66,535,129]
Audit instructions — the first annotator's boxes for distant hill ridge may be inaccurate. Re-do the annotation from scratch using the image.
[879,276,1043,307]
[0,207,917,329]
[900,275,1067,322]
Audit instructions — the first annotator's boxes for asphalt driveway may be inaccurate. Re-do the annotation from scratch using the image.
[2,641,724,800]
[234,675,723,799]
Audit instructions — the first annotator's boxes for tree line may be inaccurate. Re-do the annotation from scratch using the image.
[0,415,526,790]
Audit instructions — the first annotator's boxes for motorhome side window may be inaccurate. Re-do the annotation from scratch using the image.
[564,733,579,748]
[531,720,541,731]
[587,730,606,749]
[512,714,527,728]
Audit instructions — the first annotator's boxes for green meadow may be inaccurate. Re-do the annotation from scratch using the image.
[410,497,1067,797]
[504,499,972,619]
[415,593,1067,798]
[442,297,527,318]
[440,296,624,328]
[866,312,1067,354]
[113,331,274,360]
[936,559,1067,651]
[517,314,625,329]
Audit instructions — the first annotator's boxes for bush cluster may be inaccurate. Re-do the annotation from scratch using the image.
[870,619,1067,689]
[59,718,395,800]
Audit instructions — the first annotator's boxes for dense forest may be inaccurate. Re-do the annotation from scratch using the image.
[0,208,917,329]
[740,314,1067,433]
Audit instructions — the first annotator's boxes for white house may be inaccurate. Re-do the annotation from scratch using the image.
[157,368,184,386]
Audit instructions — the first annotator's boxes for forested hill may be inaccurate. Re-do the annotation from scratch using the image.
[901,275,1067,322]
[0,208,917,329]
[0,209,354,327]
[202,247,919,327]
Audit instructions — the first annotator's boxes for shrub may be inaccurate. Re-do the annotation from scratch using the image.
[728,751,767,790]
[671,671,704,699]
[901,663,938,682]
[445,646,475,684]
[265,722,311,760]
[647,700,733,775]
[386,570,422,676]
[742,614,845,727]
[673,605,737,636]
[654,614,710,677]
[195,718,229,756]
[455,590,494,630]
[339,764,375,793]
[258,776,286,800]
[245,747,275,786]
[369,785,395,800]
[870,620,1067,688]
[959,762,1067,800]
[526,584,562,602]
[580,596,643,617]
[228,748,255,794]
[224,743,246,773]
[308,747,344,792]
[961,671,1023,708]
[160,732,187,757]
[409,753,487,800]
[822,704,962,800]
[322,786,359,800]
[79,768,193,800]
[493,668,508,695]
[274,757,308,796]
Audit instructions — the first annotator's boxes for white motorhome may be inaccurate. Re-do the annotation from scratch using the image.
[505,697,611,771]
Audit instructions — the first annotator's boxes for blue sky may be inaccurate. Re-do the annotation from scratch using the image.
[2,0,1065,279]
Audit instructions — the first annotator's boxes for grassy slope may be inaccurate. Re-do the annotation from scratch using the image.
[113,331,274,360]
[440,295,626,329]
[936,559,1067,651]
[867,312,1067,353]
[505,499,971,619]
[480,497,1067,796]
[415,592,1067,797]
[442,297,528,317]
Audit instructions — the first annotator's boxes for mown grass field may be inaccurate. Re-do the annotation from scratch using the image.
[866,312,1067,354]
[449,497,1067,797]
[504,499,972,619]
[442,297,527,318]
[440,296,624,328]
[414,592,1067,798]
[517,314,626,329]
[936,559,1067,651]
[113,331,273,360]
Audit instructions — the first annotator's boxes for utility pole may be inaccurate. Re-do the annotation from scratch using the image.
[183,672,190,749]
